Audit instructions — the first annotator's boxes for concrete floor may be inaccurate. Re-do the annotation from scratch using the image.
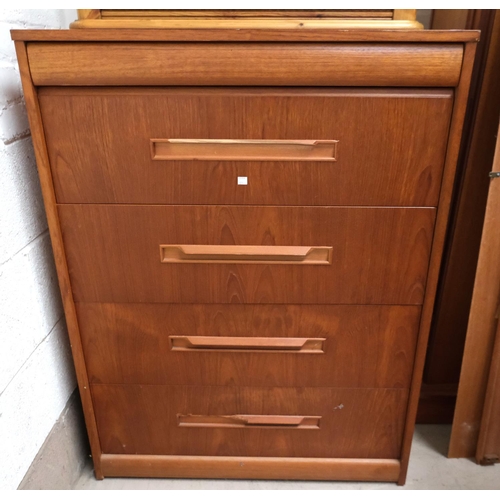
[73,425,500,490]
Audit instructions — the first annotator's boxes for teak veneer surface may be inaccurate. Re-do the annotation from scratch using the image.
[77,303,420,388]
[58,205,435,305]
[396,42,477,483]
[27,42,463,87]
[70,20,423,31]
[39,88,453,206]
[12,40,104,478]
[11,28,479,42]
[99,455,400,482]
[92,385,408,459]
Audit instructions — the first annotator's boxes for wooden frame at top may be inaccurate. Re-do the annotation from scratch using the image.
[72,9,423,29]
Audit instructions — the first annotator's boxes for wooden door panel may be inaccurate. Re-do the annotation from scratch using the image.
[58,205,436,304]
[92,384,408,459]
[40,88,453,206]
[77,303,420,387]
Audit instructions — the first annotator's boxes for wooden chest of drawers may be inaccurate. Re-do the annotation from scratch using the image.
[12,28,477,484]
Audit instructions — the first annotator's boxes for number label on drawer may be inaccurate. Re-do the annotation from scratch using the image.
[237,176,248,185]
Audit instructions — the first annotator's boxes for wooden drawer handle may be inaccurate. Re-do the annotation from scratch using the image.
[177,414,321,429]
[169,336,325,353]
[160,244,332,265]
[151,138,338,162]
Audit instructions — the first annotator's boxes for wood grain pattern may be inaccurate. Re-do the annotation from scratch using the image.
[76,304,420,388]
[392,10,417,21]
[424,11,500,389]
[58,205,435,305]
[69,19,422,30]
[11,28,480,42]
[417,10,496,425]
[76,9,100,20]
[91,385,408,458]
[27,42,463,87]
[100,454,401,481]
[70,9,419,31]
[13,41,104,479]
[450,120,500,458]
[397,41,478,484]
[39,88,453,206]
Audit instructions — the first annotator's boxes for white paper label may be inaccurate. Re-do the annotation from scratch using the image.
[237,176,248,185]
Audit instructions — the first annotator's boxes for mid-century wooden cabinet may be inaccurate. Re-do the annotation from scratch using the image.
[11,27,477,484]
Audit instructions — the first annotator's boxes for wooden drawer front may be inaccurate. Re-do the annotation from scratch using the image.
[92,385,408,458]
[59,205,435,304]
[28,42,462,87]
[78,304,420,388]
[40,88,453,206]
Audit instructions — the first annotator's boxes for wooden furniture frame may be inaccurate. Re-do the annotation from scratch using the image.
[450,120,500,462]
[73,9,422,29]
[11,28,477,485]
[419,8,500,426]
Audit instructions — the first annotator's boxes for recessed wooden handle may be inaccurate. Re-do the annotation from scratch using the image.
[170,336,325,353]
[151,138,338,161]
[160,245,332,265]
[177,414,321,429]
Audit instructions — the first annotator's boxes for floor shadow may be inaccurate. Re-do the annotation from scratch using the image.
[414,424,452,457]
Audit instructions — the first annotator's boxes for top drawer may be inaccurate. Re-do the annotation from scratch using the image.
[28,42,463,87]
[40,88,453,206]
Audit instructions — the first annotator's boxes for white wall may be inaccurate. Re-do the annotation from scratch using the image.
[0,9,78,490]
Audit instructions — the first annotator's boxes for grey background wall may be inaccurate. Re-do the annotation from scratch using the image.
[0,9,77,490]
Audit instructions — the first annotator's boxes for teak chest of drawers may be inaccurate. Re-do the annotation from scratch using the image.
[12,28,478,485]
